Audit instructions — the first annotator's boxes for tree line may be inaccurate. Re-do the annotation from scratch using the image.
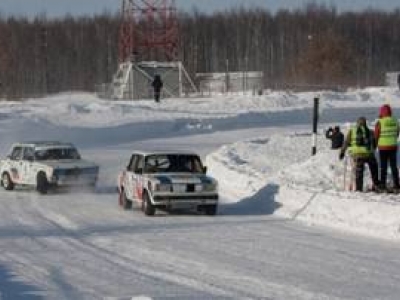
[0,4,400,98]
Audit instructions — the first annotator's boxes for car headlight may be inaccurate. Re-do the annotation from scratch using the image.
[195,184,203,192]
[203,182,217,192]
[155,183,172,192]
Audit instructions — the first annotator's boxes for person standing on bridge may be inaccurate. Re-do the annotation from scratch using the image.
[152,74,163,103]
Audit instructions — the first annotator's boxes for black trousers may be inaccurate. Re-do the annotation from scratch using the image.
[154,90,161,102]
[354,156,380,191]
[379,149,399,188]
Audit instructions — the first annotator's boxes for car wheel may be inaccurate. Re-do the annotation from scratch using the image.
[119,189,132,210]
[142,192,156,216]
[2,172,14,191]
[204,204,217,216]
[36,172,49,194]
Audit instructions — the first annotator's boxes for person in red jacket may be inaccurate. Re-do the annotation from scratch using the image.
[375,104,400,191]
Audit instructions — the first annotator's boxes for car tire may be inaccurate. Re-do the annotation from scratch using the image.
[142,192,156,216]
[120,189,132,210]
[2,172,14,191]
[36,172,49,194]
[204,204,217,216]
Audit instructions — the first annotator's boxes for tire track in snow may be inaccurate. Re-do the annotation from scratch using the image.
[26,195,245,299]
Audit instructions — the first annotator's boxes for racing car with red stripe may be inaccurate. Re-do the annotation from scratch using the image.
[0,141,99,194]
[117,151,219,216]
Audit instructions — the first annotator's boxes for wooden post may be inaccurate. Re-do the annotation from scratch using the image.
[312,97,319,155]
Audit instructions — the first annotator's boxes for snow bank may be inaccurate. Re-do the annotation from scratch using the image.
[207,132,400,241]
[1,87,399,128]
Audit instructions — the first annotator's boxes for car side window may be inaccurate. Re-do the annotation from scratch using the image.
[23,147,35,161]
[127,155,138,172]
[10,147,23,160]
[135,155,144,174]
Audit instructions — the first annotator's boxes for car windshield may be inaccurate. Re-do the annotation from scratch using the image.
[144,154,203,173]
[35,147,81,161]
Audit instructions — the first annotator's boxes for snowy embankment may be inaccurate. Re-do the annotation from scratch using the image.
[207,132,400,241]
[1,86,398,128]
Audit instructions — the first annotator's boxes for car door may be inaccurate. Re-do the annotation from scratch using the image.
[8,146,24,184]
[21,147,35,185]
[132,155,145,201]
[124,154,138,200]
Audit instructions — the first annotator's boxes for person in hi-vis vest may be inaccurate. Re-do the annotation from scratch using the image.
[340,117,380,192]
[375,104,400,191]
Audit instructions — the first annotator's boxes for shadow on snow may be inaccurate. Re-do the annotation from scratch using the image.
[219,184,281,216]
[0,264,43,300]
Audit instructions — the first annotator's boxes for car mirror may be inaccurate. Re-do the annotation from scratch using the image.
[202,166,207,174]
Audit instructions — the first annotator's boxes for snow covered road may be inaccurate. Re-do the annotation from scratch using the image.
[1,89,400,299]
[2,188,400,299]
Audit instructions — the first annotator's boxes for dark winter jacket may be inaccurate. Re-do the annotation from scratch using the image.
[152,76,163,92]
[325,127,344,149]
[374,104,399,151]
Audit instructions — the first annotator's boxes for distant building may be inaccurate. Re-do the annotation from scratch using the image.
[385,72,400,88]
[196,71,264,95]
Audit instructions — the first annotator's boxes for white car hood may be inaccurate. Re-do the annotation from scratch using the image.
[39,159,98,169]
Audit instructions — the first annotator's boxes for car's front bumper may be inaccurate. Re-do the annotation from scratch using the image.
[51,174,98,187]
[51,168,99,186]
[152,193,218,207]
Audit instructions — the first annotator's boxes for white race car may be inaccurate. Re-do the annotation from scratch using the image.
[0,141,99,194]
[117,151,219,216]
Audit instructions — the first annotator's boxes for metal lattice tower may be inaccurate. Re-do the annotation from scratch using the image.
[118,0,179,63]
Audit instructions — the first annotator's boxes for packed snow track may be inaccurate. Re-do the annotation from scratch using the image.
[1,90,400,299]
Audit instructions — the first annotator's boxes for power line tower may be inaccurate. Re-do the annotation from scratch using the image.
[98,0,197,100]
[118,0,179,63]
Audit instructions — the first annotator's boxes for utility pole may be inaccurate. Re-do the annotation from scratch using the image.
[225,58,230,93]
[312,97,319,155]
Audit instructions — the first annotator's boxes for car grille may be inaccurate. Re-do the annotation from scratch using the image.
[55,167,98,176]
[66,168,81,176]
[171,183,197,193]
[187,184,195,192]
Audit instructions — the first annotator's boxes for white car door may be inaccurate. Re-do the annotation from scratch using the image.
[131,155,145,201]
[8,146,24,184]
[21,147,36,185]
[124,154,139,200]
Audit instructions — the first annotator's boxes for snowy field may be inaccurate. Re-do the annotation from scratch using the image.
[1,87,400,299]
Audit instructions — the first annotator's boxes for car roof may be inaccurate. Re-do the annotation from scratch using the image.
[131,150,200,157]
[12,141,75,148]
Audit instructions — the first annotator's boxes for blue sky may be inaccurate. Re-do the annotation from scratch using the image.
[0,0,399,18]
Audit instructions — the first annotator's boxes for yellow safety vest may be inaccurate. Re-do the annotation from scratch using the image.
[378,117,398,147]
[349,126,372,156]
